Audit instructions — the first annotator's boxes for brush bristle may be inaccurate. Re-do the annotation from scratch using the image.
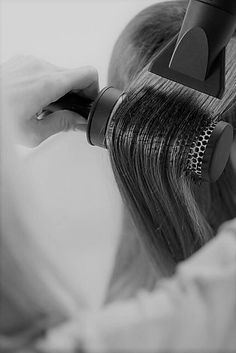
[186,121,217,182]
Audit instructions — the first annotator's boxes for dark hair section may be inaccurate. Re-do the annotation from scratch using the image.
[105,0,236,298]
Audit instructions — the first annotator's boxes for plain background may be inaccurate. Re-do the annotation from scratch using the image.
[0,0,168,308]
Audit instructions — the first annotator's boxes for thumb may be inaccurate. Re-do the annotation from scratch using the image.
[40,66,99,111]
[28,110,87,146]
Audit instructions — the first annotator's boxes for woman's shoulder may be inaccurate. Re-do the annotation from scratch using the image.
[219,217,236,235]
[176,217,236,275]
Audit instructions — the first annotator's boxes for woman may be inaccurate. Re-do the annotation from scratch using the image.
[105,0,236,302]
[1,1,236,351]
[38,2,236,350]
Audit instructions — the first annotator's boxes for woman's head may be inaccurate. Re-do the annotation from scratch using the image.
[108,0,188,90]
[106,1,236,279]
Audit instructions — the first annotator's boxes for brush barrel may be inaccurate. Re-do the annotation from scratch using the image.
[44,91,93,119]
[87,87,125,148]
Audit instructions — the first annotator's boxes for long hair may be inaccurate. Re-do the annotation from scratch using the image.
[105,1,236,301]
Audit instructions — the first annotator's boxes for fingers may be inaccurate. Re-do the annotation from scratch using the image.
[1,55,99,147]
[26,110,87,146]
[38,66,99,112]
[2,55,99,113]
[1,55,65,75]
[62,66,99,98]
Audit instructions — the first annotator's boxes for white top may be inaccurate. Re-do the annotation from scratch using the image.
[36,218,236,352]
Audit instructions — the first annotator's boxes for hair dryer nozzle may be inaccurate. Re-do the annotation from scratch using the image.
[149,0,236,98]
[149,34,225,98]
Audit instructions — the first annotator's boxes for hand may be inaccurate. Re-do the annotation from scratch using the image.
[0,55,98,147]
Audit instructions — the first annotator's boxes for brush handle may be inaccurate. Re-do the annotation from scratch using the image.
[44,91,94,119]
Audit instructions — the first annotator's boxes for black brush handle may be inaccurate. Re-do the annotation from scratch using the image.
[44,91,94,119]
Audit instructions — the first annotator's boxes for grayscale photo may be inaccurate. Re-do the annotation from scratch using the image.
[0,0,236,352]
